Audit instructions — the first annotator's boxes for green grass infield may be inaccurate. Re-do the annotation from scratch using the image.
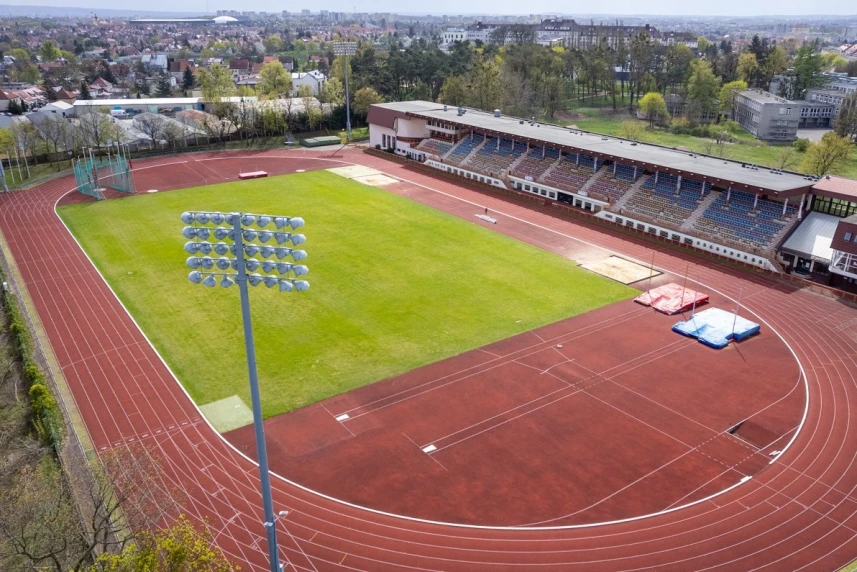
[58,171,636,419]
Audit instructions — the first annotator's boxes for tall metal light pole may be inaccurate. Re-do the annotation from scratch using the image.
[333,41,357,143]
[182,211,309,572]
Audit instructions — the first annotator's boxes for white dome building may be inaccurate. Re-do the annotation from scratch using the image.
[213,16,238,24]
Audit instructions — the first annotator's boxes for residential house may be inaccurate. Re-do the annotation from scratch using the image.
[89,77,115,98]
[292,70,326,96]
[263,55,294,71]
[228,59,252,81]
[0,88,22,111]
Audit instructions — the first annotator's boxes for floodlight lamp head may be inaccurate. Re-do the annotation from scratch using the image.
[248,273,263,287]
[264,275,279,288]
[188,271,203,284]
[241,214,255,227]
[274,232,290,245]
[245,245,261,257]
[203,274,217,287]
[258,230,273,243]
[186,256,201,269]
[211,212,225,225]
[181,211,195,224]
[260,246,275,258]
[278,279,294,292]
[182,226,197,239]
[274,247,290,259]
[262,261,277,273]
[216,257,232,270]
[243,229,258,242]
[245,259,261,272]
[196,227,211,240]
[195,212,210,224]
[198,242,213,255]
[289,234,306,246]
[257,215,272,228]
[289,217,305,229]
[224,213,236,225]
[274,216,288,229]
[276,262,293,274]
[214,242,230,255]
[294,280,310,292]
[291,250,308,261]
[220,275,234,288]
[292,265,309,276]
[214,227,231,240]
[184,241,200,254]
[200,256,214,270]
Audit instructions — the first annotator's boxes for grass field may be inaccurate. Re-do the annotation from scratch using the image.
[58,171,636,418]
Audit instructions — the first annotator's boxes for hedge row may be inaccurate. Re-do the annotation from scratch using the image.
[0,268,64,448]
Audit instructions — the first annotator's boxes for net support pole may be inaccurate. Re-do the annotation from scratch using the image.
[731,287,742,337]
[646,251,655,305]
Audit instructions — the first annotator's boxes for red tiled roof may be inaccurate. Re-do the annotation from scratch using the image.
[228,58,250,70]
[813,176,857,200]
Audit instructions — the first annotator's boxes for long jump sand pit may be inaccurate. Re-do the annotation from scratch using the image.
[580,255,662,285]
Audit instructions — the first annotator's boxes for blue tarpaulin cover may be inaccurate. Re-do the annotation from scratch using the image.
[672,307,760,349]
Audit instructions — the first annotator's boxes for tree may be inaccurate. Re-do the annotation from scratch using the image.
[197,63,235,102]
[696,36,711,54]
[182,67,195,90]
[7,99,22,115]
[619,121,647,142]
[686,60,721,123]
[154,75,172,98]
[39,39,62,62]
[800,132,853,176]
[257,61,292,99]
[737,52,760,86]
[329,56,353,85]
[719,80,748,120]
[133,113,168,148]
[438,75,467,106]
[638,92,669,127]
[835,91,857,143]
[762,45,788,88]
[353,86,384,116]
[320,77,344,105]
[664,44,694,95]
[788,44,826,100]
[77,107,122,149]
[263,34,284,54]
[775,146,798,170]
[37,115,72,169]
[79,80,92,100]
[91,515,233,571]
[13,63,42,85]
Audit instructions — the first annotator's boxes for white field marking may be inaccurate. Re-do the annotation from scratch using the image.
[741,476,752,483]
[422,444,437,454]
[335,414,350,422]
[49,152,810,533]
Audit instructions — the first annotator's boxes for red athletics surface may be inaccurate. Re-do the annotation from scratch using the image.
[225,290,799,527]
[2,148,857,570]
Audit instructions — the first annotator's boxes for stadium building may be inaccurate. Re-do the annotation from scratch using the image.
[367,101,857,291]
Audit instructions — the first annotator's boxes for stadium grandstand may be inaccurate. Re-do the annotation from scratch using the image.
[367,101,857,292]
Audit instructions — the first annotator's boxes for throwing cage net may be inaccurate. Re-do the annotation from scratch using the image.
[73,144,136,200]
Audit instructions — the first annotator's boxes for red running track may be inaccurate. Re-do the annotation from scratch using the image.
[1,148,857,571]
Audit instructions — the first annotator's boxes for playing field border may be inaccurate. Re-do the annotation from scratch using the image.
[52,155,810,531]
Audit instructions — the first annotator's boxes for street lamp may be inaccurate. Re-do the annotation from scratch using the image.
[182,210,309,572]
[333,41,357,143]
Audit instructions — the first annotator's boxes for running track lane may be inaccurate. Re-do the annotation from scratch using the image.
[1,149,856,571]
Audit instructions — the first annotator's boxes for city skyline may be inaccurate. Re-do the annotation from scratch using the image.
[3,0,857,17]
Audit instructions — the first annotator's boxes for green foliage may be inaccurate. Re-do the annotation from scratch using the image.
[792,138,811,153]
[197,63,235,102]
[58,171,636,416]
[91,514,234,571]
[800,132,853,177]
[639,92,669,127]
[257,61,292,99]
[0,268,62,448]
[353,86,384,116]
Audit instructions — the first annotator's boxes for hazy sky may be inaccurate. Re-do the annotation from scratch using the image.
[10,0,857,16]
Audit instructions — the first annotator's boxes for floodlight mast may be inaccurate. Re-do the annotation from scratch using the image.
[183,210,309,572]
[232,213,281,572]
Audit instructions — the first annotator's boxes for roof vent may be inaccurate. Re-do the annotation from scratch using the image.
[519,120,524,124]
[457,107,464,116]
[826,174,831,179]
[443,104,448,111]
[631,142,638,146]
[493,109,501,117]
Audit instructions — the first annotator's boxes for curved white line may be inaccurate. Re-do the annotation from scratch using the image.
[51,151,810,532]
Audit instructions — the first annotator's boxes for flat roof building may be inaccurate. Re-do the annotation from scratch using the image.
[734,90,801,142]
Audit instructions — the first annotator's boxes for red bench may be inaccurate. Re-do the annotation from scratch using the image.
[238,171,268,180]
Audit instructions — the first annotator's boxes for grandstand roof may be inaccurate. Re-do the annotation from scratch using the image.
[371,101,818,196]
[780,211,840,263]
[812,176,857,202]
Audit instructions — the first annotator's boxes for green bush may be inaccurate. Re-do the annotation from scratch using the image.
[792,138,810,152]
[29,383,63,447]
[721,119,741,134]
[690,125,712,138]
[669,117,691,134]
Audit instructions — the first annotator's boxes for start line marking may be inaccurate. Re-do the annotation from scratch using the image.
[422,444,437,454]
[335,413,350,422]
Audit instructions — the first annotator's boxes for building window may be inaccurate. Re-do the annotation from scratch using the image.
[846,232,853,241]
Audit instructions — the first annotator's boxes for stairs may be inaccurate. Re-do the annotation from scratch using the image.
[577,165,607,197]
[536,155,564,184]
[460,138,488,168]
[612,175,650,211]
[507,152,528,174]
[680,191,719,231]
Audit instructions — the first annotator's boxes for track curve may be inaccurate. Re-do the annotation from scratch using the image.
[2,148,857,571]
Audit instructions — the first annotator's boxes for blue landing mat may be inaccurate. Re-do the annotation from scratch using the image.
[672,307,760,349]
